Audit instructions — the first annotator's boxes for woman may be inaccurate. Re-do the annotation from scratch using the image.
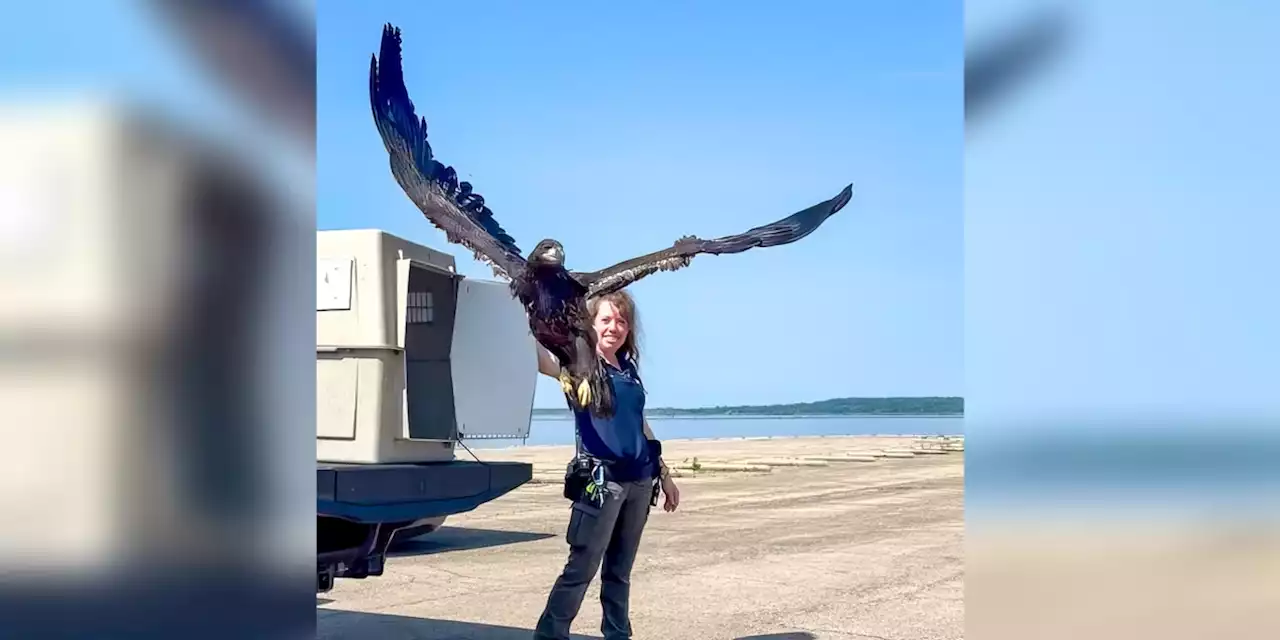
[532,290,680,640]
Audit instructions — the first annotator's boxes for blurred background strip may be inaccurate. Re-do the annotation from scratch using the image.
[0,1,315,638]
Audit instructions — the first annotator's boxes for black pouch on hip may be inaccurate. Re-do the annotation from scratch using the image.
[563,455,593,501]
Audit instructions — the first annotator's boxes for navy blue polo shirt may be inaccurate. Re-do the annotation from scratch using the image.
[573,355,655,482]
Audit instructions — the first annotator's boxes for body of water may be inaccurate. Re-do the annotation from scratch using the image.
[965,430,1280,520]
[468,414,963,448]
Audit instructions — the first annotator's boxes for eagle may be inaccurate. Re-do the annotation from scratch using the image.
[369,24,853,416]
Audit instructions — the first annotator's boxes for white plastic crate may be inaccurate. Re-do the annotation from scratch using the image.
[316,229,536,464]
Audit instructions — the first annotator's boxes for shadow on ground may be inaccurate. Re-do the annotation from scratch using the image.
[317,610,600,640]
[388,526,555,558]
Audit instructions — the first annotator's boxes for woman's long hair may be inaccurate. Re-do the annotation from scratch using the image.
[586,289,642,369]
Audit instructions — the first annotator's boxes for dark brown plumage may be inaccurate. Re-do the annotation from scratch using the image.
[370,24,853,416]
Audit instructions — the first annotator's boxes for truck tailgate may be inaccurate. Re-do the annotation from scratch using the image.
[317,460,532,523]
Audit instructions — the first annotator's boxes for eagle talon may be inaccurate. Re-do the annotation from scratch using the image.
[576,379,593,407]
[557,372,575,396]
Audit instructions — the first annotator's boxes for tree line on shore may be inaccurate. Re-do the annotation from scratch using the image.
[532,396,964,418]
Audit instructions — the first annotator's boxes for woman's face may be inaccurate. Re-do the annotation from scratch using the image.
[593,300,630,356]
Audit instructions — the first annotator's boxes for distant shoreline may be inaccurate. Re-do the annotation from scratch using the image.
[478,432,966,449]
[531,413,963,421]
[531,396,964,420]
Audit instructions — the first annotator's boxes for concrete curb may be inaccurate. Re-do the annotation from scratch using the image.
[741,458,831,468]
[880,451,917,459]
[673,463,773,473]
[807,455,880,463]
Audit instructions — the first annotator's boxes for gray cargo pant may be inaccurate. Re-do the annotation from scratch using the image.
[533,477,655,640]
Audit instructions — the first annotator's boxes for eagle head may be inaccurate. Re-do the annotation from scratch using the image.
[529,239,565,268]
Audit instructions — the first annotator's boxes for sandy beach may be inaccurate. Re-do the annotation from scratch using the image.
[318,435,965,640]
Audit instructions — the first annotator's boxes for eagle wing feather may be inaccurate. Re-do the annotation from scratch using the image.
[573,184,853,298]
[369,25,526,280]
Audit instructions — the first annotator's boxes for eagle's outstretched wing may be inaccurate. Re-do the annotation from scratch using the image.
[370,24,526,279]
[573,184,853,298]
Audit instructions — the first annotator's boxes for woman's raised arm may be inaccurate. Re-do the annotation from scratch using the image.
[536,345,562,379]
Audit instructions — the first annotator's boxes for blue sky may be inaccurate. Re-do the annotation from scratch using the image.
[3,1,1269,422]
[0,1,312,198]
[964,0,1280,429]
[317,1,964,408]
[0,4,229,127]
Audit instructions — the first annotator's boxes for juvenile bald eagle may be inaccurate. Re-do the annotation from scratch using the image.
[370,24,853,416]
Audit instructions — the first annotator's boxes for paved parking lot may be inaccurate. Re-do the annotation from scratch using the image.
[318,436,965,640]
